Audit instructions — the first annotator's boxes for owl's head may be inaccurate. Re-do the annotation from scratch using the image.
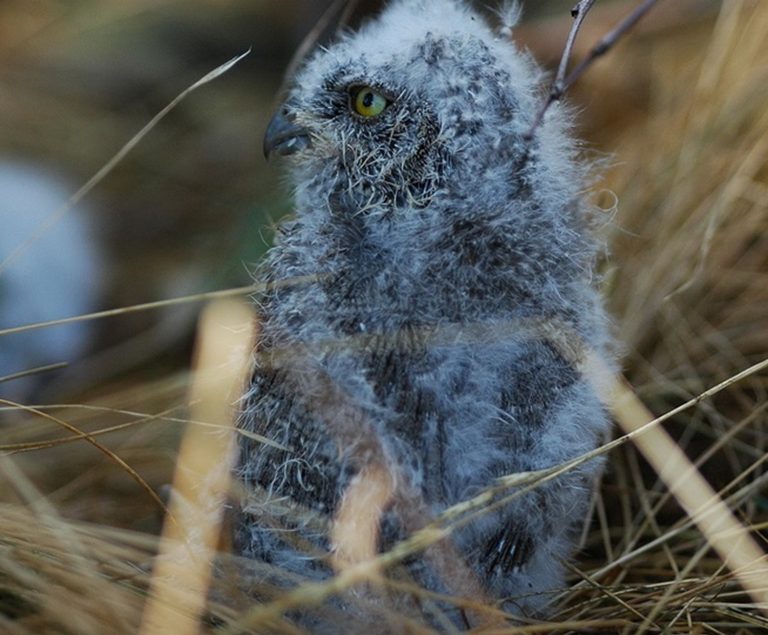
[264,0,577,217]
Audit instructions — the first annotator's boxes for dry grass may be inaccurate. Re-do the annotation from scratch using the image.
[1,0,767,633]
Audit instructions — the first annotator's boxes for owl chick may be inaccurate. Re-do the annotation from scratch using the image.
[236,0,612,625]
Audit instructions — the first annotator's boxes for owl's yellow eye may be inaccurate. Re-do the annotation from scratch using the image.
[350,86,388,118]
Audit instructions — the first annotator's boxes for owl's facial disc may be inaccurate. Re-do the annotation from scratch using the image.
[263,107,312,159]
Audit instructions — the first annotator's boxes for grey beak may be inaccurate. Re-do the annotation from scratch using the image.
[263,107,311,159]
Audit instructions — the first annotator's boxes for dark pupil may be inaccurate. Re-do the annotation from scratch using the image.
[362,91,375,108]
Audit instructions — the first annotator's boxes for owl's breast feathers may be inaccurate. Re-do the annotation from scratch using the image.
[239,209,595,569]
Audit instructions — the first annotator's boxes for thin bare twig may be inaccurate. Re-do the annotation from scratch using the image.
[525,0,597,141]
[565,0,661,95]
[336,0,361,30]
[0,398,170,517]
[525,0,661,142]
[278,0,360,101]
[0,362,68,384]
[556,1,597,101]
[0,285,254,338]
[0,275,325,339]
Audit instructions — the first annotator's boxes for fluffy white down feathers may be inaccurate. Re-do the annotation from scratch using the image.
[237,0,613,627]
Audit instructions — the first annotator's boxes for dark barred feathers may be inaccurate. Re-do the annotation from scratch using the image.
[236,0,613,629]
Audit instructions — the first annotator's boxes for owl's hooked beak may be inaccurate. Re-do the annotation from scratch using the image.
[263,107,311,159]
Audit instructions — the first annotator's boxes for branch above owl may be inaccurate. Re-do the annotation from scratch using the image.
[523,0,661,143]
[277,0,361,103]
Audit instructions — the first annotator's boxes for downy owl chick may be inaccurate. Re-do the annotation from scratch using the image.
[236,0,613,624]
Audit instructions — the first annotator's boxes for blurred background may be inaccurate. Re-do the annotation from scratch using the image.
[2,0,768,631]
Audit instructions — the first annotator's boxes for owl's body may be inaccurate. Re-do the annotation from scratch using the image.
[237,0,612,624]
